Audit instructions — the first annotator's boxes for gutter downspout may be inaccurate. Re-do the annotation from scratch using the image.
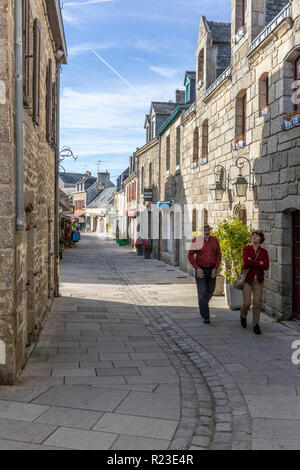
[54,60,61,297]
[157,135,161,260]
[15,0,24,231]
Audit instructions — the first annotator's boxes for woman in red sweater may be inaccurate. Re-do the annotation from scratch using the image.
[240,230,269,335]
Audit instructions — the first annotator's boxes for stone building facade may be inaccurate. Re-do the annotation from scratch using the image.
[135,138,159,255]
[0,0,67,384]
[134,0,300,321]
[181,0,300,320]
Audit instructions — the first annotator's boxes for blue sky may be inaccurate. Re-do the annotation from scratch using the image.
[60,0,231,182]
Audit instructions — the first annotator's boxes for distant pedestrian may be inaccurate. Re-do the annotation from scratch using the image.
[188,225,222,324]
[240,230,269,335]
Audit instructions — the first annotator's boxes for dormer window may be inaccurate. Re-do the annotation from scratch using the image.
[185,79,191,104]
[197,49,204,88]
[152,116,156,139]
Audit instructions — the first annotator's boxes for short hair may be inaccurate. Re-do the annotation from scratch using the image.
[252,230,265,244]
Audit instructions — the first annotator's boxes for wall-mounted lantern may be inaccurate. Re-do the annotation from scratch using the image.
[211,157,256,201]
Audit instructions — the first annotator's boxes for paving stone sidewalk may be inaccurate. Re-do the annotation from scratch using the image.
[0,233,299,450]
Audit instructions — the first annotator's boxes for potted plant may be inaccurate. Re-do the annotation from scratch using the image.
[142,240,152,259]
[135,239,144,256]
[212,218,252,310]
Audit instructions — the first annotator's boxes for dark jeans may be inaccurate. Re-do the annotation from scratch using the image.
[195,266,216,320]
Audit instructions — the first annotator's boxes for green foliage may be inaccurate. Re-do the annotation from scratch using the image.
[212,217,252,286]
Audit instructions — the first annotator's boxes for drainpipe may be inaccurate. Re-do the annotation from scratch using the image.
[157,135,161,259]
[15,0,24,231]
[54,60,61,297]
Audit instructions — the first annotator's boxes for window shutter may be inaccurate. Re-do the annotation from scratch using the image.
[192,209,197,233]
[202,120,208,159]
[166,136,170,171]
[176,127,181,166]
[193,128,199,163]
[32,18,41,124]
[22,0,31,106]
[46,59,52,143]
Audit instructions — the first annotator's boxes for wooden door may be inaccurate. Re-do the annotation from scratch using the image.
[293,211,300,319]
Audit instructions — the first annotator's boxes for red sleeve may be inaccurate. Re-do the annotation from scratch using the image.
[188,238,200,270]
[260,250,269,271]
[215,238,222,270]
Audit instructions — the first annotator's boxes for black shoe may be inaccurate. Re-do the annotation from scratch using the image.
[204,318,210,324]
[240,316,247,329]
[253,324,261,335]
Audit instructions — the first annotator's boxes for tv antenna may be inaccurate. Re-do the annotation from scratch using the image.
[97,160,106,174]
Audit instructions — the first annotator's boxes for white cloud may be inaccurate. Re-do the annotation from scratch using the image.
[149,66,179,78]
[60,80,182,160]
[63,0,114,7]
[68,42,118,56]
[62,10,79,24]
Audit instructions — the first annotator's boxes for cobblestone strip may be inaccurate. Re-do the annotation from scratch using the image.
[100,251,214,450]
[101,248,253,450]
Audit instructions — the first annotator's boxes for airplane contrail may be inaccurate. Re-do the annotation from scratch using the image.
[91,50,136,92]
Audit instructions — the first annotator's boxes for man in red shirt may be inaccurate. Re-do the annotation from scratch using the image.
[188,225,222,324]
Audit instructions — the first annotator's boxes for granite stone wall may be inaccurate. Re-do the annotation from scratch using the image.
[0,0,59,384]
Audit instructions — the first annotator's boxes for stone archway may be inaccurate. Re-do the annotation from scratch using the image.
[234,205,247,224]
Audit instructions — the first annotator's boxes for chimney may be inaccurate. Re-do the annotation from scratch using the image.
[97,170,110,186]
[176,89,185,104]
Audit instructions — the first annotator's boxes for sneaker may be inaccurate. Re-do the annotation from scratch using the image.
[204,318,210,324]
[253,324,261,335]
[240,316,247,329]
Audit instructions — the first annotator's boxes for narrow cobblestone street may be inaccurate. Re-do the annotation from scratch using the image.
[0,233,299,450]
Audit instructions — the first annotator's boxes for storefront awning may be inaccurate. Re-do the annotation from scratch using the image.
[157,201,173,209]
[128,210,136,217]
[74,211,85,217]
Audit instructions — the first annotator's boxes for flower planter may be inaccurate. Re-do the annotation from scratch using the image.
[214,275,225,296]
[136,246,143,256]
[284,119,293,130]
[143,250,152,259]
[292,114,300,126]
[225,284,243,310]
